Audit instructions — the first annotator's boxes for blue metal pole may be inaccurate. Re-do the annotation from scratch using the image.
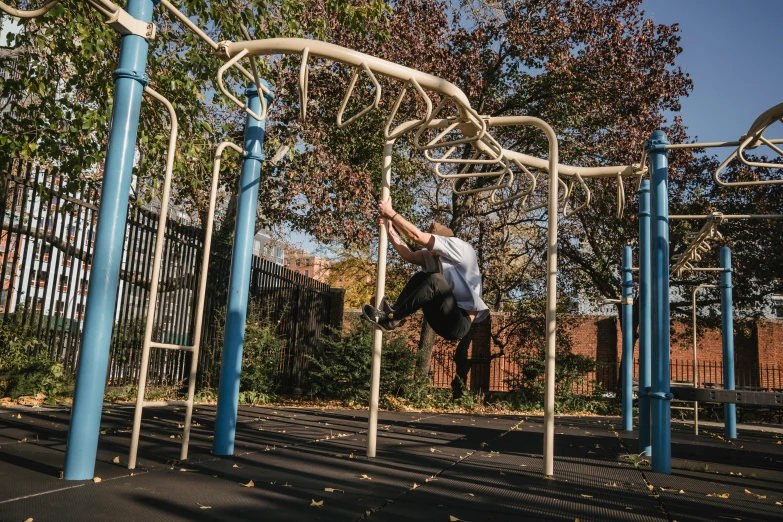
[213,83,274,455]
[646,130,672,474]
[621,245,634,432]
[720,247,737,439]
[637,180,652,456]
[63,0,155,480]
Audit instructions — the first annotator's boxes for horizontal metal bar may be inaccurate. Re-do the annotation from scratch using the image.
[670,214,783,220]
[665,138,783,150]
[149,342,195,351]
[141,401,189,408]
[671,387,783,407]
[687,268,724,272]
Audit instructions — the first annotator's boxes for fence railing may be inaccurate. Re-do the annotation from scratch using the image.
[429,348,783,395]
[0,159,337,393]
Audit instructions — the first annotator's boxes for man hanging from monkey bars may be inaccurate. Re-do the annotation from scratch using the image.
[361,199,489,341]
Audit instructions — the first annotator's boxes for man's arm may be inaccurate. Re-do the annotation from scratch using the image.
[384,217,427,267]
[379,199,435,250]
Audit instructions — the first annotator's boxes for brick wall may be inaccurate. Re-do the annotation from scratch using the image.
[342,309,783,392]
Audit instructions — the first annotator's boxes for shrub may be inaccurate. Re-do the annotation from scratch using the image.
[0,313,72,399]
[304,318,416,404]
[238,301,287,404]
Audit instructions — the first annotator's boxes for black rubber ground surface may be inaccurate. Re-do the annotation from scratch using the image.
[0,405,781,521]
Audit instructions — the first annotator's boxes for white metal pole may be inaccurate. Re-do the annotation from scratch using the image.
[128,86,178,470]
[180,141,243,460]
[367,140,393,458]
[540,124,559,478]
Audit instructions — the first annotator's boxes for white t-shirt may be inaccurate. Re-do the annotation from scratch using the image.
[425,236,489,323]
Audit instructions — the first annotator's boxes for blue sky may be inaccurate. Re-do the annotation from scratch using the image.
[641,0,782,143]
[293,0,783,252]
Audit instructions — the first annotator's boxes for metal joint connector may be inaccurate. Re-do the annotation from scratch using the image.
[107,9,156,40]
[243,152,265,162]
[620,297,634,305]
[113,68,150,87]
[644,139,669,154]
[648,391,673,401]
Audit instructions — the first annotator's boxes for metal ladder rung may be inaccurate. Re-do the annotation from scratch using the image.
[142,400,189,408]
[150,341,195,351]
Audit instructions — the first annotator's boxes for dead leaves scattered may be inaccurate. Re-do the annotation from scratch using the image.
[242,480,254,487]
[324,488,344,493]
[197,504,211,509]
[744,489,766,500]
[310,499,324,508]
[707,492,730,498]
[359,474,372,480]
[92,477,101,483]
[112,456,120,464]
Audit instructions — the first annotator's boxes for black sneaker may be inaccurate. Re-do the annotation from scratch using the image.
[378,298,407,327]
[361,304,401,332]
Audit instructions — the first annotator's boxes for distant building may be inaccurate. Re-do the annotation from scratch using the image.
[284,249,330,283]
[253,229,284,266]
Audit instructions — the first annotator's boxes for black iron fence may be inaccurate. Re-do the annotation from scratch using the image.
[0,159,337,392]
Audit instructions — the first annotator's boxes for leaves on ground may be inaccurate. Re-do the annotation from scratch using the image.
[743,489,766,500]
[310,499,324,508]
[93,477,101,483]
[580,494,593,498]
[242,480,254,487]
[324,488,344,493]
[707,492,730,498]
[198,504,211,509]
[112,456,120,464]
[360,474,372,480]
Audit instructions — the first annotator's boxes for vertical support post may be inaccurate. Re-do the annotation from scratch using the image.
[367,140,393,458]
[720,247,737,439]
[63,0,155,480]
[646,130,672,474]
[621,246,634,432]
[213,83,274,455]
[637,180,652,455]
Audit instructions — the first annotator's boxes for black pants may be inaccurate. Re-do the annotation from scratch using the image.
[392,271,472,340]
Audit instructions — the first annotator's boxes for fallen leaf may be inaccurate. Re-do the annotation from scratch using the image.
[426,476,437,482]
[18,438,27,443]
[232,464,241,468]
[17,414,22,419]
[605,482,618,487]
[324,488,344,493]
[242,480,254,487]
[707,493,730,498]
[112,456,120,464]
[24,519,33,522]
[581,494,593,498]
[198,504,211,509]
[310,499,324,508]
[334,454,342,458]
[412,483,419,489]
[679,490,685,494]
[93,477,101,483]
[360,474,372,480]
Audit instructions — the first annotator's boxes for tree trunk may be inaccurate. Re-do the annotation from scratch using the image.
[451,325,478,400]
[415,318,436,381]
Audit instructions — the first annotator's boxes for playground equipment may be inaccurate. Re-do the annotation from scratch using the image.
[3,0,781,481]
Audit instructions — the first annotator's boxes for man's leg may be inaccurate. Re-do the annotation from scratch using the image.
[362,272,446,331]
[391,272,450,320]
[423,292,473,341]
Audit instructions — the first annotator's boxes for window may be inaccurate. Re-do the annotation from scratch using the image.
[304,270,309,277]
[59,274,69,291]
[34,270,48,287]
[54,300,65,317]
[80,277,89,293]
[76,303,84,319]
[305,259,310,266]
[296,260,301,267]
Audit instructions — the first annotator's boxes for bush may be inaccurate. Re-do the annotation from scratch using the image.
[304,318,416,404]
[238,301,287,404]
[0,313,72,399]
[505,345,600,413]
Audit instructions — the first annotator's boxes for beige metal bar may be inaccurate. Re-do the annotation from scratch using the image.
[0,0,58,18]
[337,62,382,128]
[141,401,188,408]
[149,342,195,351]
[298,47,310,121]
[216,48,265,122]
[670,214,783,220]
[224,38,472,108]
[179,140,244,461]
[671,218,724,277]
[384,78,432,140]
[367,140,393,458]
[129,86,179,470]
